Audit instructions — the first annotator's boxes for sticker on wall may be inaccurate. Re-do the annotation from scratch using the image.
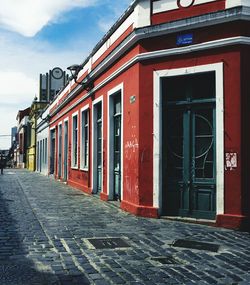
[225,152,237,170]
[130,95,136,104]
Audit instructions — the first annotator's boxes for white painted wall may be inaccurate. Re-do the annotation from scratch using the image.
[134,0,151,28]
[226,0,250,8]
[37,108,50,175]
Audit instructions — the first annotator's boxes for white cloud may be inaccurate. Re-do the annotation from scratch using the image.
[0,71,37,104]
[0,0,97,37]
[0,33,89,149]
[0,108,18,150]
[0,0,132,149]
[0,71,37,149]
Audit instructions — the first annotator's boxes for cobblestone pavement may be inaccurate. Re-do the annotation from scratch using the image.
[0,169,249,285]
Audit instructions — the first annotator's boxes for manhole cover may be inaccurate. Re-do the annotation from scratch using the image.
[150,256,181,265]
[172,239,219,252]
[87,237,130,249]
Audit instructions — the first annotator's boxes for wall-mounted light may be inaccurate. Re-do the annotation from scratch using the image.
[67,64,94,91]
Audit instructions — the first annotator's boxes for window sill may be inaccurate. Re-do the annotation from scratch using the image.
[80,167,89,172]
[71,166,78,170]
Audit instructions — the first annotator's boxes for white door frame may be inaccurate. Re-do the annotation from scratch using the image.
[63,118,69,181]
[92,96,103,193]
[107,83,124,200]
[153,63,224,216]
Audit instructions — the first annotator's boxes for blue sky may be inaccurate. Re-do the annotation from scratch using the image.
[0,0,131,149]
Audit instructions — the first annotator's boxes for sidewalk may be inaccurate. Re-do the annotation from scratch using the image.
[0,169,249,285]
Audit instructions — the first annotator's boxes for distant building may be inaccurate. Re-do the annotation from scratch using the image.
[15,107,30,168]
[36,106,50,176]
[39,67,69,102]
[25,67,69,172]
[11,127,17,147]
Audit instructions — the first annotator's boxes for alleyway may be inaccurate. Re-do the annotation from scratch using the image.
[0,169,249,285]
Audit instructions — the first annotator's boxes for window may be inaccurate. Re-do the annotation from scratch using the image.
[72,113,78,168]
[19,133,23,154]
[42,139,45,164]
[81,109,89,169]
[45,138,47,165]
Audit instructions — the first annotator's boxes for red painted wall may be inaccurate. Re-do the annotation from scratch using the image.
[122,64,140,205]
[151,0,225,25]
[92,25,134,70]
[241,45,250,230]
[48,9,249,228]
[138,45,244,221]
[140,21,250,54]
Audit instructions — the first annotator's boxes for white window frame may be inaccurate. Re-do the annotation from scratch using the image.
[71,111,79,169]
[45,137,48,165]
[80,104,89,170]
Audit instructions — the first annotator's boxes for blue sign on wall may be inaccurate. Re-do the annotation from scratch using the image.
[176,33,193,46]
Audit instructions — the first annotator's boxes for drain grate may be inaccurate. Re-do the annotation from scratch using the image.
[67,193,84,196]
[172,239,219,252]
[87,237,130,249]
[150,256,181,265]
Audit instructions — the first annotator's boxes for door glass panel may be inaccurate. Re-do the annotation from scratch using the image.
[96,103,102,192]
[194,109,214,179]
[113,94,121,199]
[162,72,215,103]
[162,76,188,102]
[166,109,184,180]
[192,72,215,100]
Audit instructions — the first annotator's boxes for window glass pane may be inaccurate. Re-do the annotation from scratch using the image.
[72,115,78,167]
[162,72,215,102]
[81,109,89,168]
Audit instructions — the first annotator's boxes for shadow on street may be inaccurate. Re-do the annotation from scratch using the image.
[0,171,90,285]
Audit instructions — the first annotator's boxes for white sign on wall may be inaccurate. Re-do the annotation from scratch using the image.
[152,0,217,14]
[152,0,250,14]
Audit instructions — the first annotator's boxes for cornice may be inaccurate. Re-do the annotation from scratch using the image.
[50,6,250,119]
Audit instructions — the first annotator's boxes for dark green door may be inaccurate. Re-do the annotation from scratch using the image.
[50,129,56,175]
[58,125,62,178]
[162,72,216,219]
[64,121,68,181]
[113,95,121,200]
[96,103,102,193]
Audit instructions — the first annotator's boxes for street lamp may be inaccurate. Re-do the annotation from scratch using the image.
[67,64,94,91]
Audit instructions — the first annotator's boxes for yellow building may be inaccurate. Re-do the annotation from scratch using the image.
[26,99,47,171]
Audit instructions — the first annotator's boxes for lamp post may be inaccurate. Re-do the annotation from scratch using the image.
[31,96,41,171]
[67,64,94,91]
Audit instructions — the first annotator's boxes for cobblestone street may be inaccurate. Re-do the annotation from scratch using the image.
[0,169,249,285]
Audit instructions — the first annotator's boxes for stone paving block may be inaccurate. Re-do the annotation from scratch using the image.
[0,169,250,285]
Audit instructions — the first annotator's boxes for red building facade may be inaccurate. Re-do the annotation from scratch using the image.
[48,0,250,230]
